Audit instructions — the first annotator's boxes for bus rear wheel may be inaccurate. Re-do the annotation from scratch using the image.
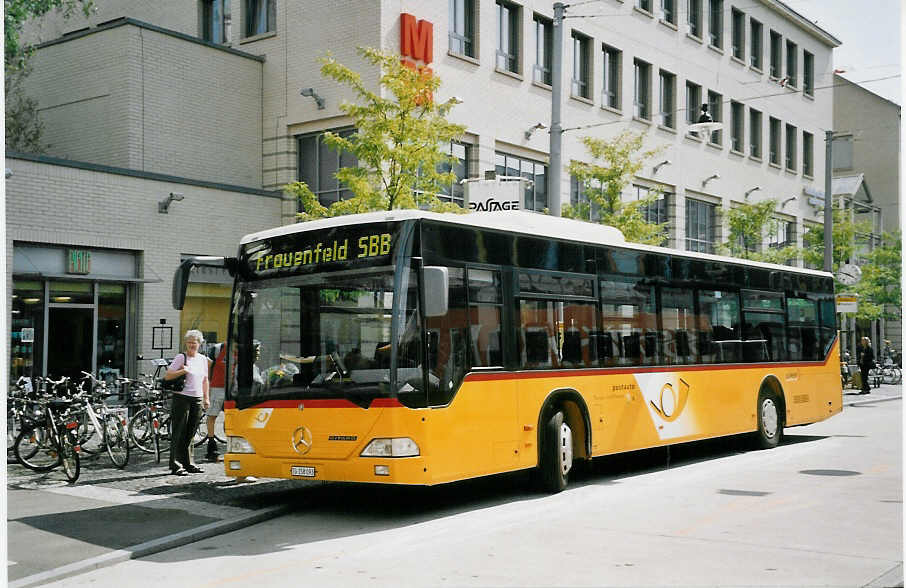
[537,410,572,493]
[754,391,783,449]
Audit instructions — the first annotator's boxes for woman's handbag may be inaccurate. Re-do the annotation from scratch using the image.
[160,353,186,392]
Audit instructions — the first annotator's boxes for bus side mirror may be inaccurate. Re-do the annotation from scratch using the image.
[172,256,240,310]
[423,266,449,317]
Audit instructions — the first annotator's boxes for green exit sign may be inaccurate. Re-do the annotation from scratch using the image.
[67,249,91,274]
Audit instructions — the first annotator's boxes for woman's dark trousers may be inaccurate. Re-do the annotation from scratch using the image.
[169,393,202,472]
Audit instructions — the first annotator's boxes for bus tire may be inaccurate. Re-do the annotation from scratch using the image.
[538,409,572,493]
[754,391,783,449]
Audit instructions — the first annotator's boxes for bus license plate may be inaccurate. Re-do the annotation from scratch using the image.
[291,466,316,477]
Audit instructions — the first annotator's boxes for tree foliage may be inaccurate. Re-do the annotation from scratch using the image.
[288,47,467,221]
[801,202,870,274]
[717,199,798,264]
[853,232,901,321]
[562,132,667,245]
[5,0,94,153]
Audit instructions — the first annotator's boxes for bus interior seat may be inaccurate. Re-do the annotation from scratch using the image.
[524,327,554,367]
[561,330,582,365]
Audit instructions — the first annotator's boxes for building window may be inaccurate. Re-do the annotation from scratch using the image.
[634,59,652,120]
[749,18,762,69]
[637,0,653,12]
[533,14,552,85]
[785,123,797,171]
[707,90,722,145]
[769,30,782,78]
[730,100,744,152]
[602,44,621,109]
[769,116,781,165]
[572,32,592,99]
[202,0,230,43]
[785,39,798,87]
[496,1,520,73]
[636,185,670,246]
[802,131,813,176]
[243,0,274,37]
[659,70,676,128]
[769,218,794,249]
[434,141,470,207]
[687,0,702,38]
[495,152,548,212]
[749,107,762,159]
[661,0,676,24]
[686,81,702,135]
[731,7,744,60]
[686,198,716,253]
[803,50,814,96]
[449,0,476,58]
[708,0,723,48]
[297,128,358,208]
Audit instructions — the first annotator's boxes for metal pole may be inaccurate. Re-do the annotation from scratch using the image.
[824,130,834,272]
[549,2,565,217]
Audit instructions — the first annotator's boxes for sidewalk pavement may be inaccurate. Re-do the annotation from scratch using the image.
[842,380,903,407]
[7,444,318,588]
[7,383,901,587]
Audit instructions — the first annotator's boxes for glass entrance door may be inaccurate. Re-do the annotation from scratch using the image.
[47,307,94,379]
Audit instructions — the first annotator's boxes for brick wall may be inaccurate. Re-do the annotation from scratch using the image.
[5,156,282,363]
[26,21,263,188]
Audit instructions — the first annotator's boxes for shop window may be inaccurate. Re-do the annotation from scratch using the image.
[97,284,127,384]
[180,261,232,347]
[10,280,44,382]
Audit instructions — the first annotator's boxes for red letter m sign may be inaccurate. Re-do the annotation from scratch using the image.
[401,13,433,64]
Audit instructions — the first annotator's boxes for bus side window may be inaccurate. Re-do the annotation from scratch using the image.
[467,268,503,368]
[787,298,819,361]
[697,289,741,363]
[427,267,468,406]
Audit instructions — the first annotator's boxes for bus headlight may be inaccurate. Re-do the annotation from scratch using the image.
[360,437,419,457]
[227,436,255,454]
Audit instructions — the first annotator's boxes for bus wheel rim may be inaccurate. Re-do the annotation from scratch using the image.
[761,399,778,438]
[559,422,573,475]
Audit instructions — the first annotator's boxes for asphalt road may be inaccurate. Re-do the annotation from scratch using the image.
[41,396,902,587]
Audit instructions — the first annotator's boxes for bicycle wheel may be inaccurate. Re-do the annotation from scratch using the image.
[14,424,61,472]
[128,408,155,453]
[60,432,81,483]
[104,414,130,468]
[8,408,21,452]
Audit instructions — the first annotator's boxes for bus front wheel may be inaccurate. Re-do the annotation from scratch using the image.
[754,391,783,449]
[538,410,572,493]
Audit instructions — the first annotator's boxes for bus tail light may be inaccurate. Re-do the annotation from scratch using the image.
[360,437,419,457]
[228,436,255,454]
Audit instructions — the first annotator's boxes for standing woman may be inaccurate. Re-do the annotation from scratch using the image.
[858,336,874,395]
[165,329,211,475]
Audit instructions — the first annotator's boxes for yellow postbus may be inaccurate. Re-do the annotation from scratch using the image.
[173,210,842,492]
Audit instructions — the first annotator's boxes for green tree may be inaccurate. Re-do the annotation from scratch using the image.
[801,202,869,274]
[562,131,666,245]
[5,0,94,152]
[287,47,467,221]
[718,199,798,264]
[853,232,901,321]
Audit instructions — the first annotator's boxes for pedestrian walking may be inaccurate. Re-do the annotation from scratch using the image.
[164,329,210,476]
[858,336,874,395]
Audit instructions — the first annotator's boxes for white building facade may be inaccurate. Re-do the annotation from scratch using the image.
[8,0,841,380]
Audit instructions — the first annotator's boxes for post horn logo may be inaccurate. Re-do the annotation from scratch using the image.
[650,378,691,422]
[291,426,313,455]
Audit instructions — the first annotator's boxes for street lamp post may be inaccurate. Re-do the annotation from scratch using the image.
[824,130,834,272]
[549,2,565,217]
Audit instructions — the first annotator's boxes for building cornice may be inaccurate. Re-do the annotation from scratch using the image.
[758,0,842,47]
[33,16,266,62]
[7,151,282,198]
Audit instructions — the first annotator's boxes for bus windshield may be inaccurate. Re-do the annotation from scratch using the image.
[227,266,426,409]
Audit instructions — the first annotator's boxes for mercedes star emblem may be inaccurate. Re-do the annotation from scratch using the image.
[291,426,313,455]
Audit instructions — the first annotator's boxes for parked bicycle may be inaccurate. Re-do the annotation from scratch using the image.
[13,392,82,482]
[127,379,171,463]
[72,372,130,469]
